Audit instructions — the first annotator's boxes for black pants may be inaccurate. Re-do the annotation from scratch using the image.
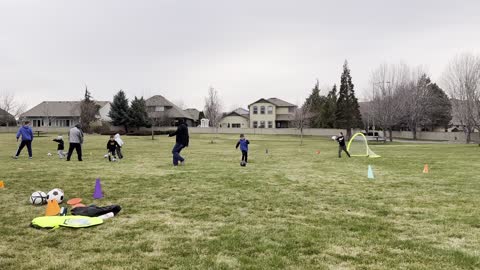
[16,140,32,157]
[108,149,117,161]
[241,150,248,162]
[338,145,351,158]
[67,143,82,161]
[116,147,123,159]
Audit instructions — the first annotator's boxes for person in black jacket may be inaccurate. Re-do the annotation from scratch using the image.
[168,119,189,166]
[336,132,351,158]
[106,135,120,162]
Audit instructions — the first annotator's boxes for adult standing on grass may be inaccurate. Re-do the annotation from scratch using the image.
[168,119,189,166]
[336,132,351,158]
[66,124,84,161]
[13,121,34,159]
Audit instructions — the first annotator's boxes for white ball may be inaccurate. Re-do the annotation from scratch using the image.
[47,153,52,156]
[30,191,47,205]
[332,136,337,140]
[47,188,64,204]
[104,154,109,158]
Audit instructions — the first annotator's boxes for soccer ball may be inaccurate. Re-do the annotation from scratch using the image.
[240,161,247,167]
[47,153,52,156]
[47,188,64,204]
[331,136,337,140]
[104,154,109,158]
[29,191,47,205]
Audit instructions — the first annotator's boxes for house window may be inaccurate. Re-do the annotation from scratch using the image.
[155,106,165,112]
[288,107,294,113]
[259,121,265,128]
[268,121,273,128]
[232,123,241,128]
[253,121,258,128]
[267,106,273,114]
[277,122,281,128]
[253,106,258,114]
[66,120,70,127]
[260,106,265,114]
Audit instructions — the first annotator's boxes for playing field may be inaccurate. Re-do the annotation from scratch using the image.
[0,133,479,270]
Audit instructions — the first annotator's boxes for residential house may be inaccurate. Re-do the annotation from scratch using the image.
[146,95,194,126]
[184,108,201,127]
[0,108,16,126]
[220,108,249,128]
[20,101,111,127]
[248,98,296,128]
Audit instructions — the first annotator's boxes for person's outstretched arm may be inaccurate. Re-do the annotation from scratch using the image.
[246,140,250,145]
[235,141,240,149]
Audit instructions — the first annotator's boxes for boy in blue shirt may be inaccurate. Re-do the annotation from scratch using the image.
[235,134,250,163]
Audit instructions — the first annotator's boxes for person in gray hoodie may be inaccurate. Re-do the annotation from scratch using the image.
[66,124,84,161]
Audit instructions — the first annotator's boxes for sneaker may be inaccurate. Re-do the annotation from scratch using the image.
[12,156,18,159]
[180,161,185,166]
[29,157,32,159]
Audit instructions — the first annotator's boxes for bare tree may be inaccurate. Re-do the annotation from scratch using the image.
[369,63,409,141]
[0,91,27,122]
[442,53,480,143]
[293,100,311,145]
[204,87,222,128]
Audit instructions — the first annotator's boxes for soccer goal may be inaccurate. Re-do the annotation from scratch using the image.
[346,133,381,158]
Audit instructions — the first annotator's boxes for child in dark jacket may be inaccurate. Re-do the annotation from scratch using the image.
[106,135,120,162]
[53,135,65,159]
[235,134,250,163]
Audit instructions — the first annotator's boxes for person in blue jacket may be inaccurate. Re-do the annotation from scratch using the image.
[235,134,250,163]
[14,121,34,159]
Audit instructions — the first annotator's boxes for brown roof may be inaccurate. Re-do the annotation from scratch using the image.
[146,95,194,120]
[233,108,249,115]
[21,101,109,117]
[249,97,296,107]
[184,108,200,120]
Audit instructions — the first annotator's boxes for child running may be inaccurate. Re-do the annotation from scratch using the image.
[53,135,66,159]
[106,135,120,162]
[235,134,250,163]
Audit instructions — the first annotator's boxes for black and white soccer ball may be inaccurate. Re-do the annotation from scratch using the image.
[47,188,64,204]
[29,191,47,205]
[240,161,247,167]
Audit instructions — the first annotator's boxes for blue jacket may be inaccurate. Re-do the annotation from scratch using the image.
[16,125,34,141]
[236,139,249,152]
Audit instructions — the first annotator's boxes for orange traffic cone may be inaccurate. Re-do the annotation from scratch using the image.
[316,150,321,154]
[45,199,61,216]
[423,164,429,174]
[0,181,4,189]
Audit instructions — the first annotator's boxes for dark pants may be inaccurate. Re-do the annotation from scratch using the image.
[16,140,32,157]
[116,147,123,159]
[338,145,351,158]
[108,149,117,161]
[241,150,248,162]
[172,143,185,166]
[67,143,83,161]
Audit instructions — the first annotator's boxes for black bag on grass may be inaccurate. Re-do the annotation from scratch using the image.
[71,205,122,217]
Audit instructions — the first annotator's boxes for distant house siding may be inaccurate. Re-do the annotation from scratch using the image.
[249,102,276,128]
[220,116,249,128]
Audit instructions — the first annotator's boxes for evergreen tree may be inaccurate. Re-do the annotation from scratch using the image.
[320,85,337,128]
[304,80,326,128]
[129,96,150,129]
[335,61,362,137]
[109,90,130,132]
[80,86,100,132]
[424,81,452,131]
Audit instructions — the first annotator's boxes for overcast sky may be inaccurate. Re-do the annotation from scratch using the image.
[1,0,479,112]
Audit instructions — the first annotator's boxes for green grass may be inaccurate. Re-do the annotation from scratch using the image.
[0,133,479,270]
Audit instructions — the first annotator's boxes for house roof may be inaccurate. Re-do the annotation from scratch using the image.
[184,108,200,120]
[146,95,194,120]
[248,98,296,107]
[0,108,14,118]
[21,101,109,118]
[222,111,250,120]
[232,108,249,115]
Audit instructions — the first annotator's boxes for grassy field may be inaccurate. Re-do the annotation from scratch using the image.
[0,133,479,270]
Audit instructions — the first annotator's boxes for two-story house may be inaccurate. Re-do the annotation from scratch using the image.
[145,95,194,126]
[248,98,296,128]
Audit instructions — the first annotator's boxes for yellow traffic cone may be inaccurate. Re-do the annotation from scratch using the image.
[423,164,429,174]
